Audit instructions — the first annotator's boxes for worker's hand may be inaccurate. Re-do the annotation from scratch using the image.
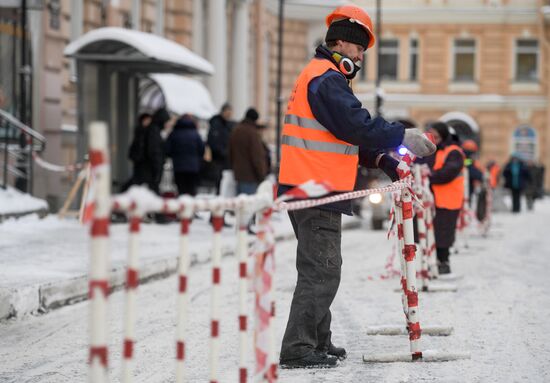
[395,160,411,180]
[378,154,410,182]
[402,128,436,158]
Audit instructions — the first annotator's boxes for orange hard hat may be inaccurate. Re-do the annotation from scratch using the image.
[326,5,376,49]
[462,139,479,152]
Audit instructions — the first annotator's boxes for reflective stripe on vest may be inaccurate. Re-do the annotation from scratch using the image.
[278,58,359,191]
[284,114,328,132]
[431,144,465,210]
[282,135,359,155]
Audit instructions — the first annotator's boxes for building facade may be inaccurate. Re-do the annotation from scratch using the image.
[343,0,549,189]
[0,0,315,208]
[1,0,548,210]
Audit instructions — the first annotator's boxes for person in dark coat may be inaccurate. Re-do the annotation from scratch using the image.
[228,108,268,195]
[427,122,465,274]
[165,115,205,196]
[146,108,171,194]
[207,103,235,193]
[123,112,153,192]
[503,154,531,213]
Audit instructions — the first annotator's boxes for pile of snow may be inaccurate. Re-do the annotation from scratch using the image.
[0,186,48,215]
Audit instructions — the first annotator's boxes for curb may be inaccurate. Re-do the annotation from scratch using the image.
[0,219,362,321]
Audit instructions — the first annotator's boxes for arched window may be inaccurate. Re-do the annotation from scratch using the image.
[439,111,480,144]
[511,126,537,161]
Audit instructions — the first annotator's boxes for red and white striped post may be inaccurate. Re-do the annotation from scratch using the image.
[413,166,429,291]
[393,194,409,321]
[209,200,224,383]
[456,166,470,249]
[236,197,250,383]
[253,206,277,382]
[420,168,438,279]
[88,121,111,382]
[400,187,422,359]
[175,196,195,383]
[121,201,142,383]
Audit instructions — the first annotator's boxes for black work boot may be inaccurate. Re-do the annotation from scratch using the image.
[279,350,339,369]
[317,343,347,360]
[326,344,347,360]
[438,261,451,275]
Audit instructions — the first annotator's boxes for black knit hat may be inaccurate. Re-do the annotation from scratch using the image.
[430,122,450,142]
[245,107,259,122]
[325,19,370,49]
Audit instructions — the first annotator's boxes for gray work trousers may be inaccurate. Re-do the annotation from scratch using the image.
[279,208,342,361]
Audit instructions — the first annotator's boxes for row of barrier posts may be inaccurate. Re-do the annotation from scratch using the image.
[88,122,278,383]
[87,121,480,380]
[363,156,470,362]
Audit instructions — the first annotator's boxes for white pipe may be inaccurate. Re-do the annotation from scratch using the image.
[209,207,223,383]
[231,0,250,119]
[237,207,248,383]
[175,215,192,383]
[208,0,227,108]
[88,121,111,383]
[401,188,422,359]
[122,215,141,383]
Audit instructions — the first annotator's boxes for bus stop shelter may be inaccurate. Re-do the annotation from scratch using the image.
[64,27,214,190]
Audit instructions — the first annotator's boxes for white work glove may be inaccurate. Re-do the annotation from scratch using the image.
[402,128,436,158]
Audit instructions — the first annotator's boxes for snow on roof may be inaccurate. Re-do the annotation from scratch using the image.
[0,186,48,216]
[149,74,216,120]
[64,27,214,76]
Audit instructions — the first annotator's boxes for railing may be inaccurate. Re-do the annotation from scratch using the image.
[0,108,46,194]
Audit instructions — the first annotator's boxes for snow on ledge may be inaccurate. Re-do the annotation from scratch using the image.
[0,186,48,216]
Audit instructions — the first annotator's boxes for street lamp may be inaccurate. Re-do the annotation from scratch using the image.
[275,0,285,172]
[375,0,383,117]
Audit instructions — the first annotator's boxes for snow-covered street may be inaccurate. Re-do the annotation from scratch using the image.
[1,200,550,383]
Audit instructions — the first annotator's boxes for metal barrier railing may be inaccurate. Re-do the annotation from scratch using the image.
[0,108,46,194]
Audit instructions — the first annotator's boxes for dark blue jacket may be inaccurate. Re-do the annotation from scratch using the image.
[278,45,405,215]
[165,118,205,174]
[503,159,530,191]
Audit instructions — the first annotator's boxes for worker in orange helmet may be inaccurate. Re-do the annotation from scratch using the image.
[278,5,436,369]
[427,122,465,275]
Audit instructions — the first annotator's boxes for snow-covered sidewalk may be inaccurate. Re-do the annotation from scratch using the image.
[0,186,48,219]
[0,199,549,382]
[0,210,361,320]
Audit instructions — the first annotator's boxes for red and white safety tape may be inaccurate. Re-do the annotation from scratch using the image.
[274,182,410,212]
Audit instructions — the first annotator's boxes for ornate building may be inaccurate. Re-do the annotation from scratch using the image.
[1,0,548,209]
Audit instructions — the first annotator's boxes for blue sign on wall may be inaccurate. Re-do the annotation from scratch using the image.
[512,126,537,161]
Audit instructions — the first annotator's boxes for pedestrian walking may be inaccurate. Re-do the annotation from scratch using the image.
[228,108,268,195]
[277,5,436,369]
[503,154,531,213]
[147,107,171,195]
[427,122,465,275]
[164,115,205,196]
[122,112,153,192]
[207,103,235,194]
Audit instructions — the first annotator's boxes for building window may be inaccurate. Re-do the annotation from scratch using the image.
[379,39,399,81]
[515,39,538,82]
[453,39,475,82]
[410,39,418,81]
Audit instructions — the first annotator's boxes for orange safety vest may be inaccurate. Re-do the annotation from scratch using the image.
[431,144,465,210]
[489,163,500,188]
[278,59,359,191]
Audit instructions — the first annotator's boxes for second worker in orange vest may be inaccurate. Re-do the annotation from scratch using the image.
[427,122,465,275]
[278,5,436,369]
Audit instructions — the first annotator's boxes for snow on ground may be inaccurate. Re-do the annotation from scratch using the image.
[0,211,297,290]
[0,186,48,215]
[1,199,550,382]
